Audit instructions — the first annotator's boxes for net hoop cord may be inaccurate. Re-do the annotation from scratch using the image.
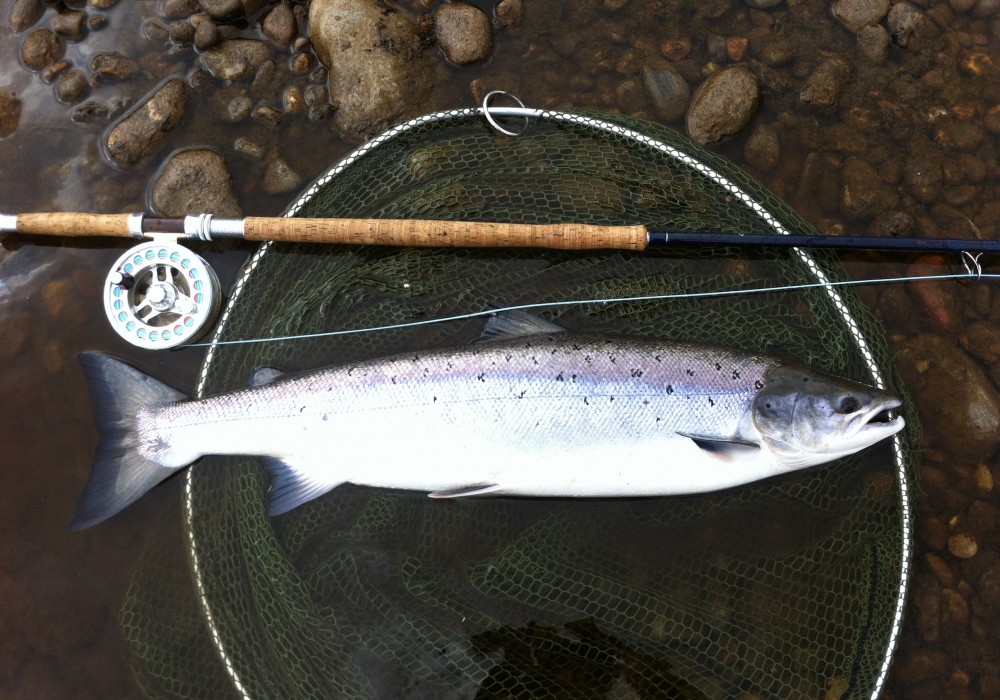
[182,104,912,700]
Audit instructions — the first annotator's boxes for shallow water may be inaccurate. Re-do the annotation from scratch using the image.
[1,0,999,698]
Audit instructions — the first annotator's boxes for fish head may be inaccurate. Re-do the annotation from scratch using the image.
[751,365,905,469]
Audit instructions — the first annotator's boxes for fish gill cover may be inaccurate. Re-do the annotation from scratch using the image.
[120,110,917,699]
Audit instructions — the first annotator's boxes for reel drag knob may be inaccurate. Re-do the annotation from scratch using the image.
[103,241,222,349]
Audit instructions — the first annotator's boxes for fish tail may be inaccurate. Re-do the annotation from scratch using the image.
[71,352,188,531]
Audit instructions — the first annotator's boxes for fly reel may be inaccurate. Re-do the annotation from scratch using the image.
[103,241,221,349]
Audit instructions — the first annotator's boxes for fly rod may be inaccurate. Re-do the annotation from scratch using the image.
[2,211,998,254]
[2,210,993,351]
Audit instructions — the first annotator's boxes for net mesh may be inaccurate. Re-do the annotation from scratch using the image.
[120,109,916,699]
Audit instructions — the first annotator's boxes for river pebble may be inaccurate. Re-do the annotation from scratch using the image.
[199,0,264,21]
[52,9,86,40]
[685,64,760,146]
[434,2,493,65]
[641,60,689,121]
[743,121,779,171]
[149,148,241,216]
[160,0,198,18]
[857,24,890,62]
[20,28,64,70]
[201,38,272,80]
[0,90,22,137]
[888,2,927,47]
[262,154,302,194]
[54,68,89,103]
[193,17,219,50]
[894,334,1000,464]
[261,3,295,47]
[832,0,890,32]
[105,78,189,167]
[8,0,44,32]
[90,51,136,81]
[309,0,432,139]
[495,0,525,28]
[800,56,852,108]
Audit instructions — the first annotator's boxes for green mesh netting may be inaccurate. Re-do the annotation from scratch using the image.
[121,109,916,699]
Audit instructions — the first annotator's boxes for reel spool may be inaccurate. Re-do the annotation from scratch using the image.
[103,241,221,349]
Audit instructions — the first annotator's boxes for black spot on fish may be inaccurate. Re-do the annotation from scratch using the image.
[585,355,593,364]
[505,353,512,362]
[643,399,649,406]
[630,368,643,378]
[686,369,695,377]
[656,417,661,423]
[519,390,527,398]
[715,362,722,371]
[412,355,420,362]
[666,384,674,394]
[583,397,589,405]
[708,397,715,407]
[754,379,763,390]
[391,376,397,384]
[609,396,614,402]
[732,369,741,380]
[556,372,564,382]
[571,374,577,382]
[477,373,486,382]
[299,406,305,413]
[654,355,662,363]
[532,356,539,365]
[322,414,328,421]
[572,344,582,351]
[608,354,617,363]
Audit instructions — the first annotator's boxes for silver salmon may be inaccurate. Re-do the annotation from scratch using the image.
[71,311,905,530]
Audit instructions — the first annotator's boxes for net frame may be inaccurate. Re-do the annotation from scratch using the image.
[160,105,914,700]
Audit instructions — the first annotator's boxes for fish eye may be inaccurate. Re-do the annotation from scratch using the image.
[837,395,860,414]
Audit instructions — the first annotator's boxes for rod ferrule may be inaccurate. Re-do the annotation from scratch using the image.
[184,213,215,241]
[207,217,246,239]
[0,213,16,233]
[127,213,145,238]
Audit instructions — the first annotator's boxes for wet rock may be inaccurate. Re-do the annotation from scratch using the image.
[746,0,783,7]
[9,0,44,32]
[70,97,111,123]
[233,136,264,159]
[220,94,252,121]
[289,51,313,74]
[262,155,302,194]
[193,18,219,50]
[201,38,272,80]
[261,3,295,46]
[90,52,136,81]
[199,0,264,21]
[842,157,896,217]
[0,91,22,138]
[894,334,1000,464]
[52,9,86,39]
[495,0,525,28]
[904,148,943,203]
[54,68,89,103]
[893,648,950,685]
[160,0,198,18]
[870,210,913,237]
[660,37,692,61]
[887,2,927,47]
[641,60,689,121]
[434,2,493,65]
[685,64,760,146]
[105,78,189,167]
[961,321,1000,365]
[90,0,120,7]
[949,532,979,559]
[832,0,890,32]
[800,56,852,108]
[743,122,780,171]
[252,103,283,127]
[20,28,64,70]
[615,77,644,113]
[309,0,432,139]
[150,149,241,217]
[169,19,195,43]
[858,24,889,62]
[282,85,303,113]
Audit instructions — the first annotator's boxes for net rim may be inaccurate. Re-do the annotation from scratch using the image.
[184,105,913,700]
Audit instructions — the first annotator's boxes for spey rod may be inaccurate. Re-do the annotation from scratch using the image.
[2,211,997,255]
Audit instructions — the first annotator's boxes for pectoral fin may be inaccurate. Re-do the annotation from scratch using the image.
[428,483,503,498]
[678,433,761,463]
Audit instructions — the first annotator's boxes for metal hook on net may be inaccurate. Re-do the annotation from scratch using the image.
[960,250,983,280]
[481,90,532,137]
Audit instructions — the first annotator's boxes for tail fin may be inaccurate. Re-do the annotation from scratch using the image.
[71,353,189,531]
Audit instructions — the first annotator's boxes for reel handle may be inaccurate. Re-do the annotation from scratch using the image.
[244,217,650,252]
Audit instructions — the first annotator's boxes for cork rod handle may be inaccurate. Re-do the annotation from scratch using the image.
[244,218,650,251]
[15,213,136,237]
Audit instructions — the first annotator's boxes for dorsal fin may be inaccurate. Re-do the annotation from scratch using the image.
[475,308,567,343]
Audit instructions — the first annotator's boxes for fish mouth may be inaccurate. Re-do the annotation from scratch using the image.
[847,397,905,444]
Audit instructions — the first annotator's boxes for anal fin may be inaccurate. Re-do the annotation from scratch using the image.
[262,457,343,515]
